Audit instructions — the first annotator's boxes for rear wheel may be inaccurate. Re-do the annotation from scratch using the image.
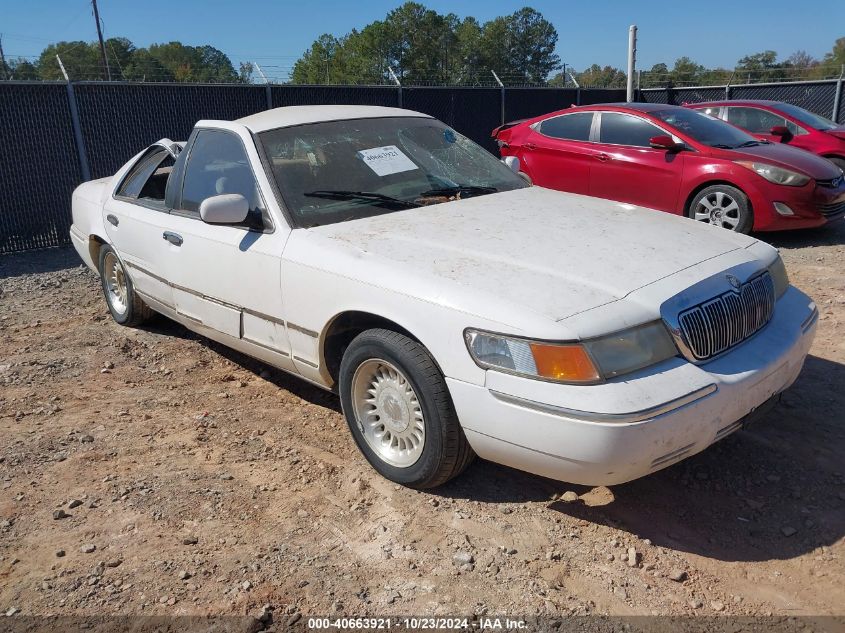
[339,328,474,489]
[688,184,753,233]
[98,245,153,326]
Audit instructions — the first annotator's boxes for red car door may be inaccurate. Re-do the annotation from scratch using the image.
[588,112,684,213]
[518,111,596,195]
[724,106,804,144]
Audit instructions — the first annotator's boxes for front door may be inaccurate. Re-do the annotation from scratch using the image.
[159,127,296,372]
[588,112,684,213]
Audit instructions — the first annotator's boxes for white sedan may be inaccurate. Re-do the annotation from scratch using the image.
[70,105,818,489]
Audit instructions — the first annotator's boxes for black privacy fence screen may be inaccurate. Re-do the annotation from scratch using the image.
[2,78,843,254]
[1,82,624,253]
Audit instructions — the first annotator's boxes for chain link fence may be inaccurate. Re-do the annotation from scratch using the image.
[1,82,625,253]
[640,79,844,124]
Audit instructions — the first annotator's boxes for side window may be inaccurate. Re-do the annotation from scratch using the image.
[538,113,594,141]
[786,120,808,136]
[726,107,787,134]
[117,149,173,204]
[697,106,722,119]
[180,130,268,230]
[599,113,664,147]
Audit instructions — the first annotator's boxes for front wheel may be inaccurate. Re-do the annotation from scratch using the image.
[688,185,753,233]
[338,329,474,489]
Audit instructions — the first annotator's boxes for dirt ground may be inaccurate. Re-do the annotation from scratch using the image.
[1,221,844,625]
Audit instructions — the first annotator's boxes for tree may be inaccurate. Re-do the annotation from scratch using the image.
[574,64,626,88]
[144,42,237,82]
[736,50,784,82]
[289,3,560,86]
[37,41,101,80]
[8,58,39,80]
[785,50,816,68]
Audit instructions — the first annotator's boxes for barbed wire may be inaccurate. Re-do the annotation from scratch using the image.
[3,53,844,88]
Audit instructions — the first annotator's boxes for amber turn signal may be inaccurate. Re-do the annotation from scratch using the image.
[529,343,601,383]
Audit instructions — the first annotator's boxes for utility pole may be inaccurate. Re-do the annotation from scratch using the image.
[91,0,112,81]
[0,34,7,80]
[626,25,637,102]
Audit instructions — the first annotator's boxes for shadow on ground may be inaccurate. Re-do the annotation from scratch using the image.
[146,302,845,565]
[755,216,845,249]
[0,246,83,280]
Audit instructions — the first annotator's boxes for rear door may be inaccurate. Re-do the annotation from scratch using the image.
[518,111,596,194]
[102,145,177,307]
[588,111,684,213]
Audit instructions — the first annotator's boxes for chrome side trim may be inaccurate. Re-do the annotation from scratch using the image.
[489,383,718,424]
[801,304,818,334]
[650,442,695,469]
[287,322,319,338]
[135,288,176,312]
[293,355,319,368]
[242,306,286,327]
[242,335,291,357]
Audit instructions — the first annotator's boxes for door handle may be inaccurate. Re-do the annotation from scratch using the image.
[106,214,119,227]
[595,153,611,162]
[524,143,537,151]
[162,231,183,246]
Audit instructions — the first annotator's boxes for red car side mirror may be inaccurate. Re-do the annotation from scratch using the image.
[770,125,793,142]
[649,135,681,151]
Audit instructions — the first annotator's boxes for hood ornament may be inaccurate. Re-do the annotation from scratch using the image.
[726,274,741,290]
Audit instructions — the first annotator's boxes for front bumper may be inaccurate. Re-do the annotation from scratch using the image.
[750,178,845,231]
[448,286,818,486]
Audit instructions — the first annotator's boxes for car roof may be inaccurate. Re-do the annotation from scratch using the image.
[688,100,785,108]
[236,105,432,133]
[583,102,682,113]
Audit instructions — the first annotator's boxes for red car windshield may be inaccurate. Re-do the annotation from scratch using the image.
[775,103,838,131]
[652,108,758,149]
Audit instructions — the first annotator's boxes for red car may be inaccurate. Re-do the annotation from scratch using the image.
[493,103,845,232]
[689,100,845,172]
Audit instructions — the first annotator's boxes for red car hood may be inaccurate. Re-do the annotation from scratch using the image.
[711,142,842,180]
[824,127,845,140]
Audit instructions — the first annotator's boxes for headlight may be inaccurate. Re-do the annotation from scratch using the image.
[768,253,790,299]
[465,322,677,384]
[735,161,810,187]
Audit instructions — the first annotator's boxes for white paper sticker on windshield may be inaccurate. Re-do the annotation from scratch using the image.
[357,145,418,176]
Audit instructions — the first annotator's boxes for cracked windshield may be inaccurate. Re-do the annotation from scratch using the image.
[259,116,527,227]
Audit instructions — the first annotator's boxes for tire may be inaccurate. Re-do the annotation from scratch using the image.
[98,244,153,327]
[827,156,845,173]
[338,328,474,489]
[687,184,753,233]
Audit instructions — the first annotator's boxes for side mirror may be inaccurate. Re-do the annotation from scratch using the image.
[199,194,249,225]
[649,135,682,151]
[770,125,792,142]
[502,156,520,174]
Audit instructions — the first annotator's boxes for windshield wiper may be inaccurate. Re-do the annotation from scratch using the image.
[418,185,498,198]
[709,143,736,149]
[736,140,765,148]
[303,190,420,209]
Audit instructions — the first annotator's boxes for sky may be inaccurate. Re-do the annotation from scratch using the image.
[2,0,844,79]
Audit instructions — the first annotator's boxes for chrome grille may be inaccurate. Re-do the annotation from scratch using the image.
[678,272,775,361]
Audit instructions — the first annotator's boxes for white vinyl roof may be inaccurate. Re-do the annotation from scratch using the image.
[236,105,432,133]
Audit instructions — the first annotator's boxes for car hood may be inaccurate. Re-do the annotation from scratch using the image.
[725,142,843,179]
[823,127,845,141]
[308,187,756,323]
